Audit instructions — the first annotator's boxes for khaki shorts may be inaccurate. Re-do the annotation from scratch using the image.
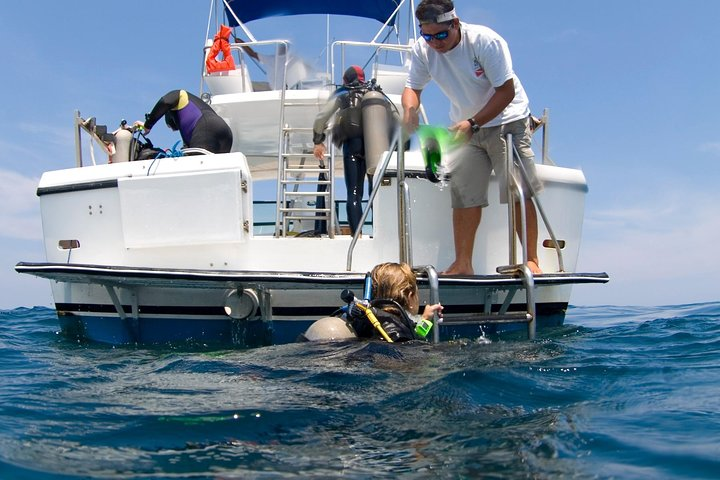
[448,116,543,208]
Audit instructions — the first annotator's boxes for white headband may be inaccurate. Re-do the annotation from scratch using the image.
[435,9,457,22]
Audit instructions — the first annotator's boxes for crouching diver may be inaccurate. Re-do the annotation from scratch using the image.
[301,262,443,342]
[135,89,233,154]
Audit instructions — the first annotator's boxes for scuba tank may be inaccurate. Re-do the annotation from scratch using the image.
[111,121,133,163]
[361,89,391,175]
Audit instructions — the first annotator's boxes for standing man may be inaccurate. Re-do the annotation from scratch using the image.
[402,0,543,275]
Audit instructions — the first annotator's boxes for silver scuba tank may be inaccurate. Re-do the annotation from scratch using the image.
[361,90,390,175]
[111,126,133,163]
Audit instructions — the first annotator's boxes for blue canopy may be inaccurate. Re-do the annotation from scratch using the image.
[225,0,401,25]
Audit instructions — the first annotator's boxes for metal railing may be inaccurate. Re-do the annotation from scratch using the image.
[346,118,403,271]
[412,265,441,344]
[506,122,566,271]
[500,120,569,339]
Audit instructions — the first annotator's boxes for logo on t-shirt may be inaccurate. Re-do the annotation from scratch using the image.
[473,56,484,77]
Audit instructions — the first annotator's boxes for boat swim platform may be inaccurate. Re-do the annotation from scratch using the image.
[16,262,608,344]
[15,262,609,291]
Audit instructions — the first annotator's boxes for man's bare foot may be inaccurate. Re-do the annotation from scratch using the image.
[440,261,474,276]
[527,260,542,275]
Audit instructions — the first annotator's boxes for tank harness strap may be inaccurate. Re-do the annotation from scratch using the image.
[354,303,393,343]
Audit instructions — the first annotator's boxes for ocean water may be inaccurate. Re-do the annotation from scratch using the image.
[1,304,719,479]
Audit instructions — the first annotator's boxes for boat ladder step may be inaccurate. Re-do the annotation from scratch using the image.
[284,191,330,197]
[454,312,532,324]
[276,118,336,237]
[283,153,323,159]
[284,214,331,221]
[280,207,332,214]
[282,126,313,132]
[284,166,328,173]
[281,179,331,186]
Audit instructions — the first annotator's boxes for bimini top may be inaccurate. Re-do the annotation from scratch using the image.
[225,0,401,25]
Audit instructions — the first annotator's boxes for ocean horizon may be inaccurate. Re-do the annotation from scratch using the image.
[1,302,719,479]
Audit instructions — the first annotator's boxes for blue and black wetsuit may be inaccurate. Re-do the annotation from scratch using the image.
[144,89,233,154]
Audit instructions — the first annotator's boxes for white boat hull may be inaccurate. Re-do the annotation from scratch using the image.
[18,150,606,346]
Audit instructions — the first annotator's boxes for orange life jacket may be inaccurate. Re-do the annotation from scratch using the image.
[206,24,236,73]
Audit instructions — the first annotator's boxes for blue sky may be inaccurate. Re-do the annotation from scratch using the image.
[1,0,719,308]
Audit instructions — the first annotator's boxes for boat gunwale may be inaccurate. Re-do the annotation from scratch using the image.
[15,262,609,289]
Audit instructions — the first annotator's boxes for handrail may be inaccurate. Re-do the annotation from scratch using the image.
[500,126,572,339]
[181,147,213,156]
[330,40,412,91]
[74,110,83,167]
[496,263,536,339]
[505,129,565,272]
[397,126,411,265]
[521,264,537,339]
[513,143,565,271]
[399,181,413,265]
[502,132,536,339]
[260,40,291,238]
[412,265,441,344]
[346,120,403,270]
[538,108,555,166]
[505,134,528,267]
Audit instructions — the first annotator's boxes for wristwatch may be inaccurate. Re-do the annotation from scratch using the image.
[467,117,480,133]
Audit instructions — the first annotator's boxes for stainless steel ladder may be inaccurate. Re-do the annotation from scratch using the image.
[274,96,336,237]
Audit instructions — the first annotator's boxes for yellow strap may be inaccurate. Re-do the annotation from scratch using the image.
[356,303,393,343]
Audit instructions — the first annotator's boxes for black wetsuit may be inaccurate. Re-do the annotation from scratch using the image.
[144,90,233,154]
[313,86,372,235]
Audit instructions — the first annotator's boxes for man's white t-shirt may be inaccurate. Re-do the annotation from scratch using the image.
[406,22,530,127]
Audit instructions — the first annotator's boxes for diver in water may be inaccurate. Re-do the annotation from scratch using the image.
[301,262,443,342]
[136,89,233,154]
[350,262,443,342]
